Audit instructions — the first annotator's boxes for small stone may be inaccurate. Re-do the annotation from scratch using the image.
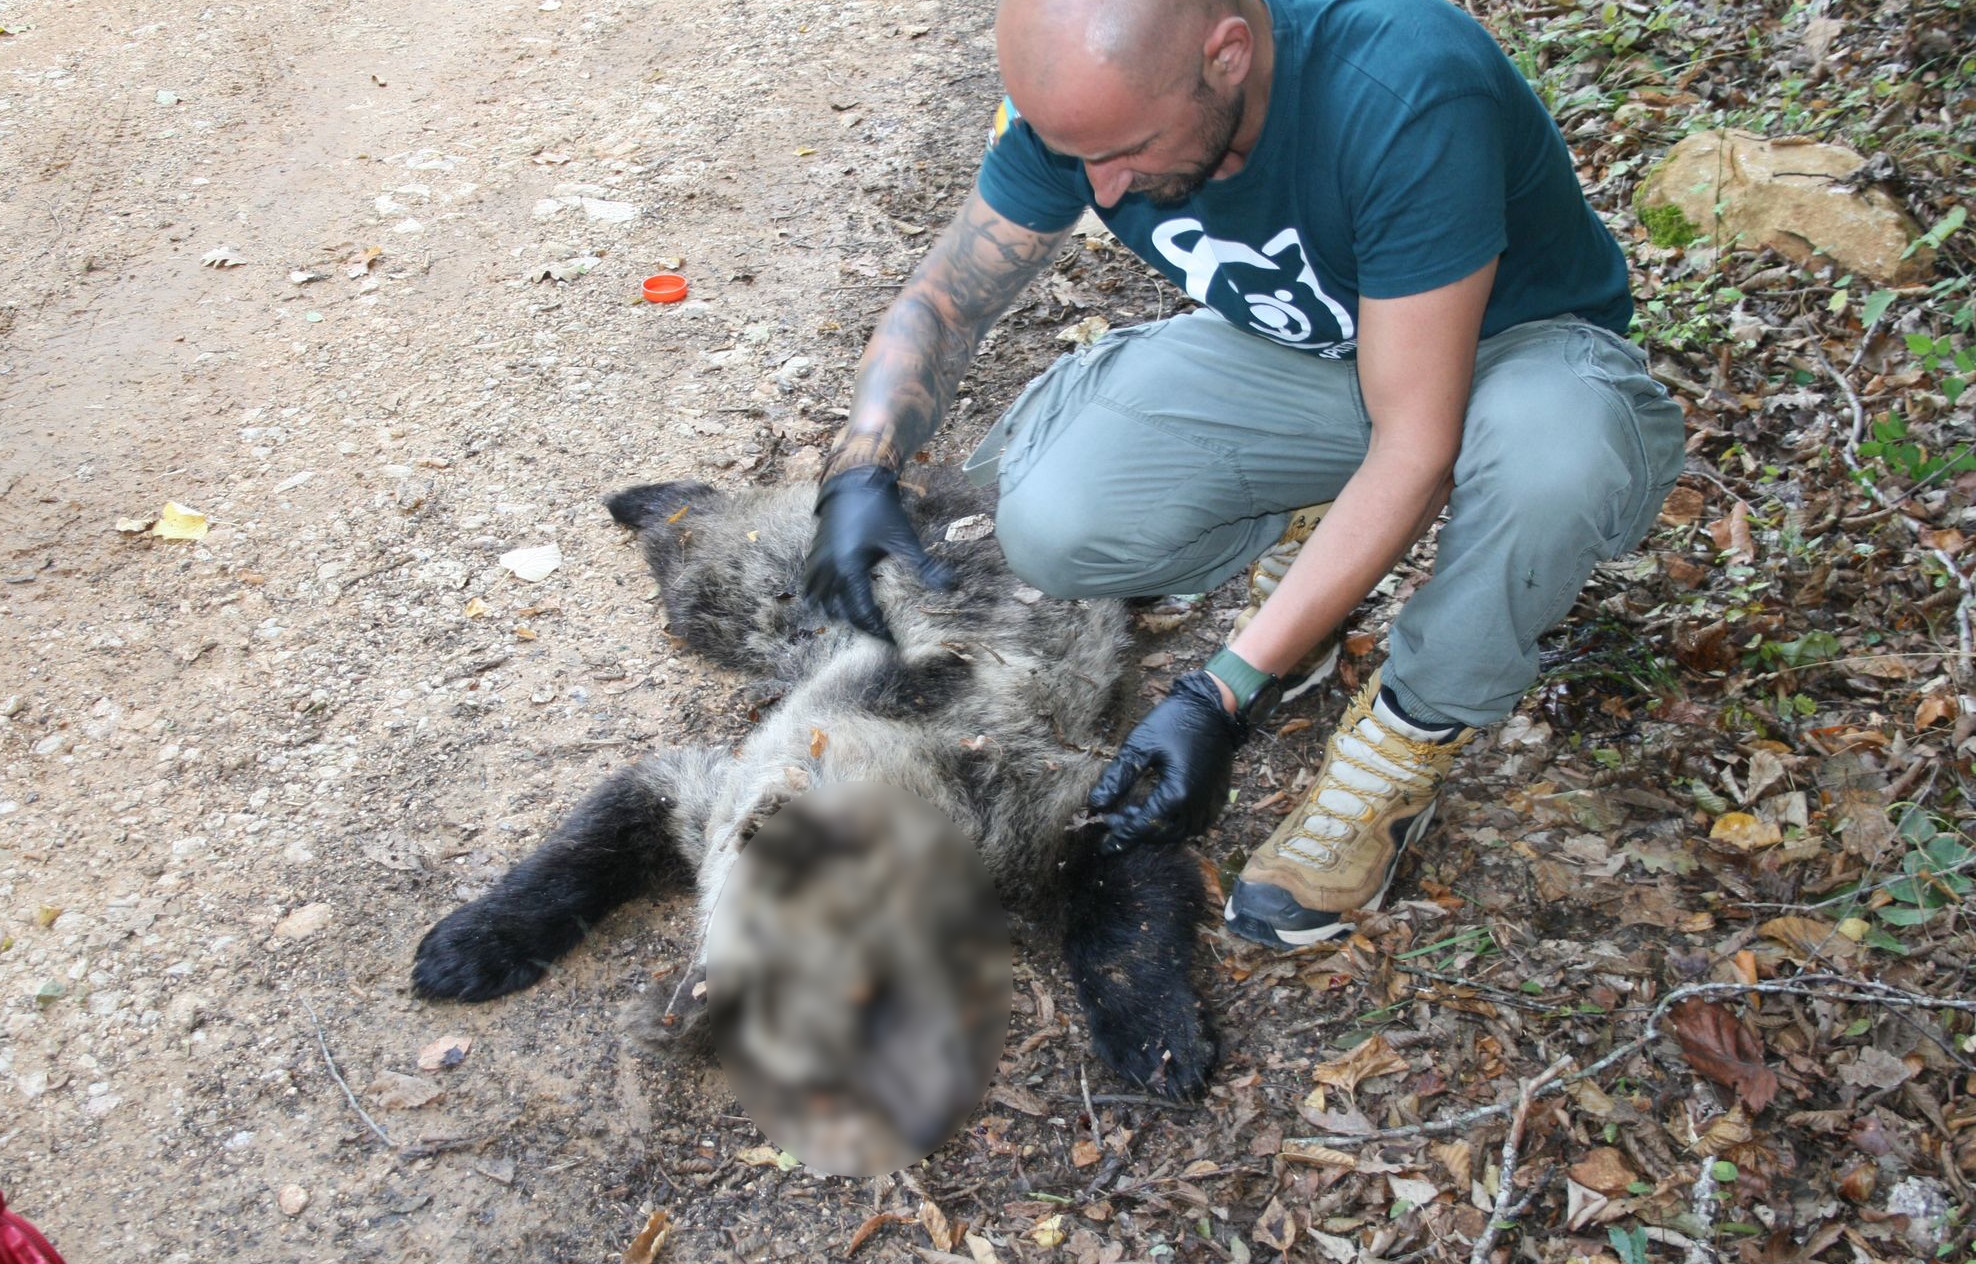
[278,1184,310,1216]
[273,902,333,940]
[474,1157,516,1186]
[155,89,180,106]
[32,733,72,756]
[943,514,995,543]
[0,696,23,717]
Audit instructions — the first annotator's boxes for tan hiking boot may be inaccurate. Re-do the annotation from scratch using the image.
[1224,669,1473,948]
[1233,503,1338,703]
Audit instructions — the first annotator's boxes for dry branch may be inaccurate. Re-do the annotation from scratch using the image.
[1286,974,1976,1151]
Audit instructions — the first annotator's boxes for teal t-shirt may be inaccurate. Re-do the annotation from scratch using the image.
[977,0,1632,358]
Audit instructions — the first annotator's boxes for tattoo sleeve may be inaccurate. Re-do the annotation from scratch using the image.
[822,190,1072,480]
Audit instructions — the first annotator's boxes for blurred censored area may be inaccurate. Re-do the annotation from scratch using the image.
[705,783,1014,1177]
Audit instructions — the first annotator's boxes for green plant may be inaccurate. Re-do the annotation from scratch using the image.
[1856,410,1976,483]
[1905,333,1975,406]
[1877,813,1972,930]
[1640,201,1702,248]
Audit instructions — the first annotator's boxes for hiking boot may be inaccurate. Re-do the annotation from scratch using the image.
[1233,503,1338,704]
[1224,670,1473,948]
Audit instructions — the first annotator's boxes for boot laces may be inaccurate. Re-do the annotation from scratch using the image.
[1277,715,1451,869]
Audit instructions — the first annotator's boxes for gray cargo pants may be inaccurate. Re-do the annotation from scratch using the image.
[972,310,1686,729]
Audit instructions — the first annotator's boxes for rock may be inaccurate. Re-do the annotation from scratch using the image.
[1887,1177,1951,1254]
[1637,130,1932,284]
[277,1184,310,1216]
[32,733,72,757]
[781,446,825,482]
[272,902,333,940]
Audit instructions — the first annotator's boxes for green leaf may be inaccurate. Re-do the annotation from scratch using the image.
[1863,925,1911,955]
[1609,1226,1651,1264]
[1862,289,1899,326]
[1843,1017,1872,1037]
[1880,906,1936,927]
[1908,332,1940,354]
[1713,1160,1740,1182]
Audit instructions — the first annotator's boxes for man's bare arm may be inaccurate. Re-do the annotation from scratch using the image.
[824,190,1072,476]
[1219,261,1497,699]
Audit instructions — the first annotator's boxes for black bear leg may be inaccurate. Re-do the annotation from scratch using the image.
[412,760,695,1002]
[1062,841,1218,1099]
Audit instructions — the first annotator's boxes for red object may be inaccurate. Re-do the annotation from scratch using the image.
[642,273,688,303]
[0,1190,66,1264]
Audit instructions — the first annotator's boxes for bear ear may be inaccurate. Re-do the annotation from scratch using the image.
[603,481,719,531]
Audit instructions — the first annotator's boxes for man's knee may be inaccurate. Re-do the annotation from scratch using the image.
[994,483,1122,597]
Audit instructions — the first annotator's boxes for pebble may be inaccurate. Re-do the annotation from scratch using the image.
[32,734,72,756]
[272,903,333,939]
[278,1184,310,1216]
[1,696,22,717]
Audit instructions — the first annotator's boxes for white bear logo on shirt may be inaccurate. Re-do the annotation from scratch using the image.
[1149,220,1357,356]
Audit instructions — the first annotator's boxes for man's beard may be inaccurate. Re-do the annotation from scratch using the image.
[1135,79,1245,207]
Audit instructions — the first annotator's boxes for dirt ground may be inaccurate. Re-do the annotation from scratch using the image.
[5,0,1974,1261]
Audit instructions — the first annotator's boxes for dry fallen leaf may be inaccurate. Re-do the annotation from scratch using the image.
[1693,1104,1754,1156]
[918,1198,958,1252]
[115,516,155,534]
[1312,1034,1409,1093]
[809,727,829,759]
[846,1212,913,1257]
[463,597,489,618]
[1668,999,1778,1112]
[1251,1196,1296,1253]
[621,1208,672,1264]
[152,501,210,541]
[367,1070,442,1110]
[1070,1138,1102,1167]
[417,1034,473,1071]
[1027,1215,1066,1249]
[1759,915,1857,965]
[1915,690,1957,729]
[1568,1146,1638,1196]
[1057,315,1111,347]
[499,542,562,582]
[200,245,246,268]
[735,1145,798,1171]
[1709,811,1782,850]
[1430,1139,1473,1187]
[1659,484,1705,525]
[1707,499,1755,563]
[1280,1141,1358,1168]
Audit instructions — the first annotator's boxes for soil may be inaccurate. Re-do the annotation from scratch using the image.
[5,0,1974,1262]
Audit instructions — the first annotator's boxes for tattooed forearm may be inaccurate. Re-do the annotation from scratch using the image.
[823,191,1071,479]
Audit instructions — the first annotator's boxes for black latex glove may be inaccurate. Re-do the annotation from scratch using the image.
[802,464,957,641]
[1089,671,1248,851]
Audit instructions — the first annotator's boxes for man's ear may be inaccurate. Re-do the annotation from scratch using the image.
[1201,15,1254,87]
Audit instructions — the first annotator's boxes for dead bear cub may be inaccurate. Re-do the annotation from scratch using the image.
[411,470,1218,1103]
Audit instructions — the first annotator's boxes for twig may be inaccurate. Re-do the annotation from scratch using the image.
[1685,1159,1721,1264]
[1056,1091,1202,1112]
[1286,974,1976,1150]
[1396,965,1565,1013]
[328,553,414,604]
[300,997,393,1148]
[1468,1057,1570,1264]
[1808,333,1974,683]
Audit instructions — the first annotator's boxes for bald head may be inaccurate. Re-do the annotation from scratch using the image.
[997,0,1237,102]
